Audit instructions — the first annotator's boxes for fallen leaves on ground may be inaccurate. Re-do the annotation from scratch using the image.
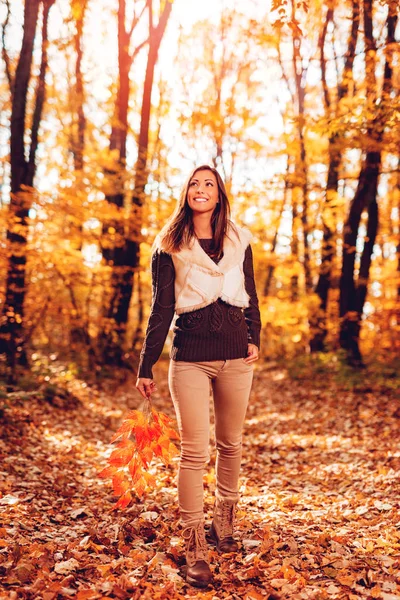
[0,359,399,599]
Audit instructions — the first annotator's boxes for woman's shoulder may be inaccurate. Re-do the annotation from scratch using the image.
[150,246,174,275]
[227,221,253,246]
[152,232,170,255]
[150,233,173,266]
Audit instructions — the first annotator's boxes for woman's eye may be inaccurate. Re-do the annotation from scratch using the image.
[189,181,197,186]
[206,182,213,186]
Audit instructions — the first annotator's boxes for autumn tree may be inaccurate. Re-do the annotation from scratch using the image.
[339,0,398,364]
[175,9,268,193]
[0,0,56,377]
[309,0,360,351]
[101,0,172,365]
[70,0,87,174]
[0,0,398,369]
[276,18,311,300]
[63,0,95,354]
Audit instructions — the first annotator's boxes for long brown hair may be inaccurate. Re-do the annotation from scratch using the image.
[158,165,231,259]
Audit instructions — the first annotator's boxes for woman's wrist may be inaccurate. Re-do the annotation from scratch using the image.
[137,362,154,379]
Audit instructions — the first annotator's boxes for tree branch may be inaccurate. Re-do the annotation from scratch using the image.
[1,0,13,93]
[22,294,51,346]
[28,0,55,185]
[148,0,153,34]
[337,0,359,102]
[277,39,295,107]
[319,4,333,112]
[382,0,398,99]
[363,0,377,103]
[128,37,149,68]
[128,0,150,40]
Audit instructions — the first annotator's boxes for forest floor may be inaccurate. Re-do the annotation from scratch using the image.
[0,355,399,600]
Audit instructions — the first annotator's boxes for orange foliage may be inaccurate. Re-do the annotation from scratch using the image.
[99,400,179,509]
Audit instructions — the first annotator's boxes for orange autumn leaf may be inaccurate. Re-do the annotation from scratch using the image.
[160,447,173,466]
[112,472,130,496]
[135,477,146,498]
[142,471,156,487]
[134,425,148,450]
[168,442,179,457]
[110,418,139,443]
[158,436,171,449]
[153,443,162,457]
[114,490,132,510]
[109,440,135,467]
[154,410,172,426]
[147,423,163,439]
[128,458,142,484]
[166,427,180,440]
[98,465,118,479]
[128,456,139,478]
[124,410,146,424]
[140,446,154,467]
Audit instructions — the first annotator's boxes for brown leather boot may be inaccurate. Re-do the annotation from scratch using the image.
[183,521,212,588]
[207,498,239,553]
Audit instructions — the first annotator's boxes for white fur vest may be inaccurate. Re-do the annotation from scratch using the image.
[154,222,252,315]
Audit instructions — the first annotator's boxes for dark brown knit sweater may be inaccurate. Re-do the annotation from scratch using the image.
[137,239,261,379]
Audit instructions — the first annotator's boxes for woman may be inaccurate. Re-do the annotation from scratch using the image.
[136,165,261,588]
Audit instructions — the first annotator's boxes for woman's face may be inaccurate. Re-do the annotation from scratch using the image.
[186,169,219,216]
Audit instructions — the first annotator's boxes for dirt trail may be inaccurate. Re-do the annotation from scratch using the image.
[0,360,399,599]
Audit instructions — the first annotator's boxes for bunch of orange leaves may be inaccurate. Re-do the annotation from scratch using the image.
[99,397,179,509]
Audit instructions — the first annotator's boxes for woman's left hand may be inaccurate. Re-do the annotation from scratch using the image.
[244,343,259,364]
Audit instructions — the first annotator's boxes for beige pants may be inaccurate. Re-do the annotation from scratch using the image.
[168,358,254,525]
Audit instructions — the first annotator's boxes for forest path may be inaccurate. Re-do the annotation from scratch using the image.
[0,359,399,600]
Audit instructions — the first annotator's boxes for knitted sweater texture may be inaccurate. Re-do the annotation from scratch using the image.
[137,238,261,379]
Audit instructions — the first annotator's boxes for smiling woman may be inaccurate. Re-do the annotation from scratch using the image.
[135,163,261,588]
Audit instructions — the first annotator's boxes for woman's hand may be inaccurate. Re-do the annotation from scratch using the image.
[244,343,259,364]
[136,377,157,399]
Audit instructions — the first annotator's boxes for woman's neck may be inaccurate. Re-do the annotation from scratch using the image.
[193,214,213,239]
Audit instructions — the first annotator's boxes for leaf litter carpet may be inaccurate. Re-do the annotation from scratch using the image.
[0,359,399,599]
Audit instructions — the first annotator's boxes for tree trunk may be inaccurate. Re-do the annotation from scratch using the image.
[339,153,380,362]
[264,169,289,297]
[99,0,148,363]
[0,0,54,376]
[71,0,87,172]
[131,270,144,351]
[397,239,400,300]
[356,198,378,316]
[291,185,300,302]
[102,0,172,364]
[264,195,287,297]
[290,0,312,295]
[102,0,131,266]
[310,0,359,351]
[339,0,397,364]
[309,143,340,351]
[69,0,94,356]
[396,159,400,302]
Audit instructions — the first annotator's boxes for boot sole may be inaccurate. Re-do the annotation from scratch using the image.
[186,575,212,589]
[186,579,211,590]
